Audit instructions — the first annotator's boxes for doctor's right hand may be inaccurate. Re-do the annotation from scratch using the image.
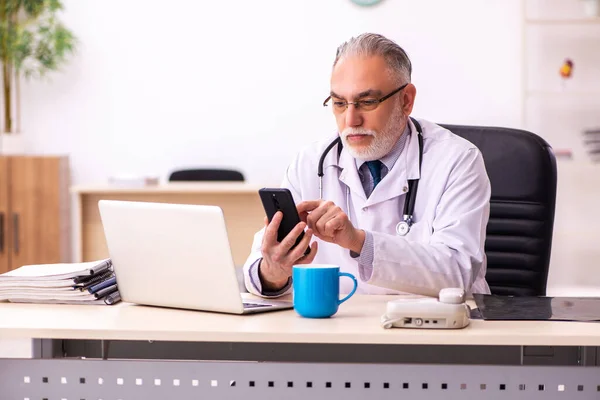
[259,211,318,291]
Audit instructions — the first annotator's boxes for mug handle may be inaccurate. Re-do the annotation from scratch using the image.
[338,272,358,305]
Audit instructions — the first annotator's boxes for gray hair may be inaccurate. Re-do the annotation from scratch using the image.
[333,33,412,85]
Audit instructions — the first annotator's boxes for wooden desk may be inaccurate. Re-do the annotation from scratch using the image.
[71,183,266,265]
[1,295,599,399]
[1,294,600,347]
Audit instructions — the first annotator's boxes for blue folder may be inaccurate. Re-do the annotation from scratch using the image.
[88,276,117,294]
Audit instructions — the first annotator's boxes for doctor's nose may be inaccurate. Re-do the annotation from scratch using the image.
[345,104,363,127]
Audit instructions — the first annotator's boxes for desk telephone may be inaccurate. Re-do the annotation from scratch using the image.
[381,288,470,329]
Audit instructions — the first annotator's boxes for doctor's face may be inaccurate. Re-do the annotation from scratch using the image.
[328,55,416,161]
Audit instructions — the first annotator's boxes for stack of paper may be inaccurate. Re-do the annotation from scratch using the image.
[0,259,121,305]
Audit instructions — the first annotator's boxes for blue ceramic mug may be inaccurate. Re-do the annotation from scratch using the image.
[292,264,358,318]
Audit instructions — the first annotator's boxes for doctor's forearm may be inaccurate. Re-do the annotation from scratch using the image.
[367,232,479,296]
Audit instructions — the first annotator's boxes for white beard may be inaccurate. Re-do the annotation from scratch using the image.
[341,107,405,162]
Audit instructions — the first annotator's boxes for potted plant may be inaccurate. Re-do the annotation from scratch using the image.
[0,0,76,152]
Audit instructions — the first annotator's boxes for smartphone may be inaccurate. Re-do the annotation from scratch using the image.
[258,188,311,257]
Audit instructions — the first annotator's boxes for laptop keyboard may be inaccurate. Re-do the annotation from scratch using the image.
[243,302,272,309]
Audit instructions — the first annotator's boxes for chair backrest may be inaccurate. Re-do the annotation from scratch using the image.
[441,124,557,296]
[168,169,245,182]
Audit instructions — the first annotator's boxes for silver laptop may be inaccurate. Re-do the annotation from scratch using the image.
[98,199,293,314]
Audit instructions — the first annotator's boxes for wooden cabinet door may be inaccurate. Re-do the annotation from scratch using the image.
[9,156,70,269]
[0,157,9,273]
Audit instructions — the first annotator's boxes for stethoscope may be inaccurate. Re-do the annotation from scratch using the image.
[317,117,424,236]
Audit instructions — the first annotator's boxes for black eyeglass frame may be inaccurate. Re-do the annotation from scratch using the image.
[322,82,409,111]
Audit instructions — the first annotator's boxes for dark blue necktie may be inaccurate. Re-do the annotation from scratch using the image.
[366,160,383,188]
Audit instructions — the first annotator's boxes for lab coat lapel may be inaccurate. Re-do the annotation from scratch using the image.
[404,118,422,181]
[337,147,367,202]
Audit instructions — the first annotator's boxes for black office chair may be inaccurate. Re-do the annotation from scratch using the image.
[168,168,245,182]
[441,124,557,296]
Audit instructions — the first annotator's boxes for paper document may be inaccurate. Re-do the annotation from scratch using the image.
[0,259,111,281]
[0,259,120,306]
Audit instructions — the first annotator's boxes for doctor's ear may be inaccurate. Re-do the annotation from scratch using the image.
[401,83,416,115]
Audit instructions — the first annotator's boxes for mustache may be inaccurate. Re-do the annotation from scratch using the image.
[341,127,377,139]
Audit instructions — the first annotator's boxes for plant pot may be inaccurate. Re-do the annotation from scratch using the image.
[0,132,28,155]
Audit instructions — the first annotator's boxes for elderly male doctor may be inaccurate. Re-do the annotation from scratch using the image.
[243,33,492,298]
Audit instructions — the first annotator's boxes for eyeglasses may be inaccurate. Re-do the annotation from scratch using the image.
[322,83,408,113]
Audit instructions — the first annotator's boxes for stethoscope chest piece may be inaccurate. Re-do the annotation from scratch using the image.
[396,220,410,236]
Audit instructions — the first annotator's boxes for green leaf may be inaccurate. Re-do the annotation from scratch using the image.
[13,29,33,69]
[47,0,63,13]
[21,0,45,17]
[0,0,76,77]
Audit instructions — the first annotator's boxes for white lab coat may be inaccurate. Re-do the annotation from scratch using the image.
[243,118,492,297]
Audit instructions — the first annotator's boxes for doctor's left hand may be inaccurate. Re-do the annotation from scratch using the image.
[297,200,366,254]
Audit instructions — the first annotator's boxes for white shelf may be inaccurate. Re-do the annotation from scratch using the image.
[525,18,600,25]
[526,91,600,96]
[522,0,600,134]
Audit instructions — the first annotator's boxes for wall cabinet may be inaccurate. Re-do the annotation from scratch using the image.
[0,156,70,273]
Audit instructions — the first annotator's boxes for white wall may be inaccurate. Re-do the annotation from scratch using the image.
[19,0,523,186]
[16,0,600,293]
